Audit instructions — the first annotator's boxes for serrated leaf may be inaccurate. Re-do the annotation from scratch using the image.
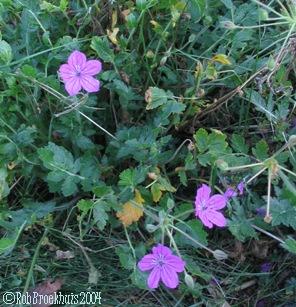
[61,176,79,196]
[38,142,82,196]
[187,0,206,21]
[252,140,269,161]
[158,177,176,192]
[194,128,208,153]
[228,216,258,242]
[118,168,146,189]
[208,130,228,152]
[91,36,114,62]
[116,245,135,270]
[145,87,168,110]
[246,89,277,120]
[93,201,109,230]
[151,183,163,202]
[231,134,249,154]
[77,199,94,213]
[131,269,148,290]
[116,190,144,226]
[271,198,296,229]
[0,40,12,64]
[281,237,296,254]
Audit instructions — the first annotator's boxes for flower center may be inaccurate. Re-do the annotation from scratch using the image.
[155,255,166,267]
[199,200,207,211]
[74,65,82,77]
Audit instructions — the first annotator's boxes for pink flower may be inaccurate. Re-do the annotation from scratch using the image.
[237,181,245,195]
[59,50,102,96]
[224,187,237,200]
[194,184,227,228]
[138,244,185,289]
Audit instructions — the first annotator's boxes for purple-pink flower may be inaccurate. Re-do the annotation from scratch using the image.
[237,181,245,195]
[138,244,185,289]
[59,50,102,96]
[224,187,237,200]
[195,184,227,228]
[223,181,245,201]
[260,262,272,272]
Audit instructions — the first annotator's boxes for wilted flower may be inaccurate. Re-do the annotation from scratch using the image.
[138,244,185,289]
[194,184,227,228]
[59,50,102,96]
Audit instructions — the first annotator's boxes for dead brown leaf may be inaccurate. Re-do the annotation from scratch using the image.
[29,279,63,307]
[55,250,75,260]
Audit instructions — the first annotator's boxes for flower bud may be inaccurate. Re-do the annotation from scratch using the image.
[184,273,195,289]
[213,249,228,260]
[220,20,236,29]
[146,224,159,233]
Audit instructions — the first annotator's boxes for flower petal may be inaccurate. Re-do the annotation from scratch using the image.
[198,211,213,228]
[68,50,87,68]
[152,244,172,257]
[65,77,82,96]
[208,195,227,210]
[59,64,75,81]
[195,184,211,205]
[160,265,179,289]
[166,255,185,273]
[207,210,227,227]
[138,254,156,272]
[223,188,237,200]
[82,60,102,75]
[147,267,161,289]
[80,75,100,93]
[237,181,245,195]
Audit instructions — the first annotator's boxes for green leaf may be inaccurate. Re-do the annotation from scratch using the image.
[0,238,15,254]
[231,134,249,154]
[208,130,228,152]
[21,64,37,78]
[61,176,79,196]
[228,205,258,242]
[93,184,113,198]
[0,168,10,200]
[59,0,68,11]
[252,139,269,161]
[187,0,206,21]
[38,142,82,196]
[246,89,276,120]
[194,128,208,153]
[131,269,148,290]
[146,87,168,110]
[118,168,146,189]
[115,245,135,270]
[278,170,296,196]
[151,183,162,202]
[0,40,12,64]
[281,237,296,254]
[91,36,114,62]
[271,198,296,229]
[78,199,94,213]
[174,220,208,248]
[93,201,109,231]
[221,0,234,10]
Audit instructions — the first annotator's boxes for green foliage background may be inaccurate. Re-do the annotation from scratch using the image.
[0,0,296,305]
